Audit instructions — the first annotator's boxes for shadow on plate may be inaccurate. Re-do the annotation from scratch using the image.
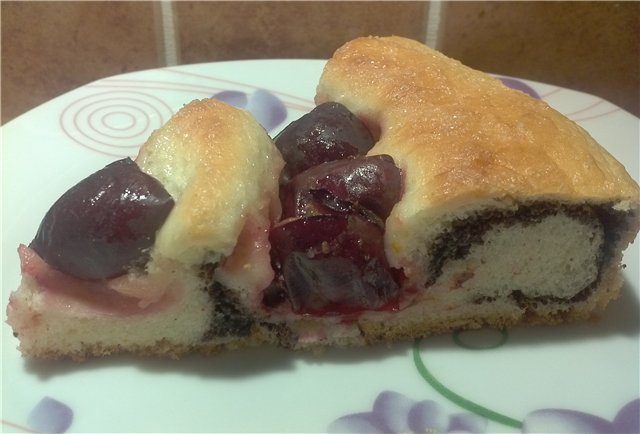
[24,333,408,381]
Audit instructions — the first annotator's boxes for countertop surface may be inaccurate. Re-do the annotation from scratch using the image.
[2,1,638,125]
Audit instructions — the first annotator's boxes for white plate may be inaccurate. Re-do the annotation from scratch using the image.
[2,59,639,434]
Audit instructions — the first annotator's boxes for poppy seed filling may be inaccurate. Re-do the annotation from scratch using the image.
[426,202,627,302]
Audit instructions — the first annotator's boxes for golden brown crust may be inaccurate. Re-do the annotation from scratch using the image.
[315,36,640,208]
[136,98,284,267]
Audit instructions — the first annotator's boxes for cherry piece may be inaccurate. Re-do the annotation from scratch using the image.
[269,214,399,314]
[30,158,174,281]
[281,154,402,224]
[274,102,375,183]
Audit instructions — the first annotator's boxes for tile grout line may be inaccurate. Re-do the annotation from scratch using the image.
[159,0,180,66]
[425,0,444,50]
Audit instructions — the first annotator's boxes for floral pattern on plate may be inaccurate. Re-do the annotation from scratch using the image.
[329,331,640,434]
[27,397,74,434]
[328,390,488,433]
[328,390,640,434]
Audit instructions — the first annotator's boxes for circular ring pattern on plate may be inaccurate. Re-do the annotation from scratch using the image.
[93,105,140,134]
[60,91,174,157]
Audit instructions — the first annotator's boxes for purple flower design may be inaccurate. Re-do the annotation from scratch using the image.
[27,397,73,434]
[522,398,640,434]
[328,390,487,433]
[497,77,541,99]
[212,89,287,131]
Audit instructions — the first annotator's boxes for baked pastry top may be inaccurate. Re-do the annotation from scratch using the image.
[316,36,640,289]
[316,36,638,205]
[136,98,284,269]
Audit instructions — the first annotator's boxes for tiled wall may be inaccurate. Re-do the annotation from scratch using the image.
[440,1,640,119]
[2,1,638,125]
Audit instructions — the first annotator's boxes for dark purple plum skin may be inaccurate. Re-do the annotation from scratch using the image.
[274,102,375,183]
[30,158,174,280]
[281,154,402,224]
[269,214,399,314]
[268,102,404,315]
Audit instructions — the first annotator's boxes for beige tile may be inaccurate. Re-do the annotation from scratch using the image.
[441,1,640,116]
[175,1,429,63]
[1,1,159,124]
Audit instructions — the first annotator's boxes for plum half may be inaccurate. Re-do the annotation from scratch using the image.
[30,158,174,281]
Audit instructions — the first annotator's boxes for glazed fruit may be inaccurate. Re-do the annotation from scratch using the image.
[268,102,403,315]
[30,158,174,281]
[281,154,402,224]
[274,102,375,182]
[269,214,399,314]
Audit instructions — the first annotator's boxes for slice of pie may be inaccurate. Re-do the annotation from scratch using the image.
[7,36,640,360]
[7,98,285,359]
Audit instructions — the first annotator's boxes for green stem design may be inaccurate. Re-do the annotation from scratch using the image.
[412,339,523,429]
